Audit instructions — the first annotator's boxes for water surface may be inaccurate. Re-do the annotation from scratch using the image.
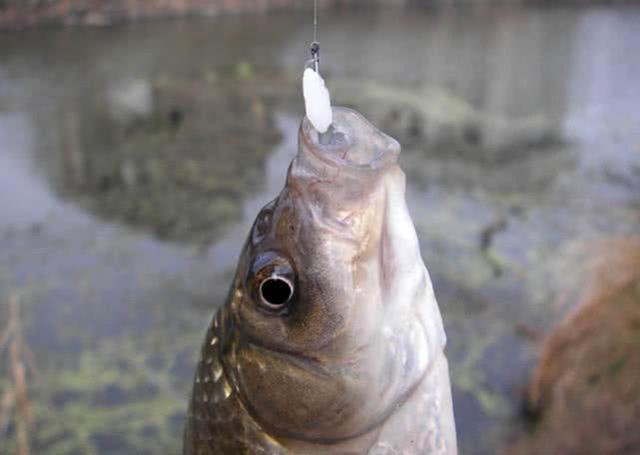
[0,5,639,454]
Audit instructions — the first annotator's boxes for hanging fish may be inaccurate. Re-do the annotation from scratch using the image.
[183,105,458,454]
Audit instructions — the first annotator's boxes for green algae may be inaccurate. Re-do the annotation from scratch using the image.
[30,332,196,454]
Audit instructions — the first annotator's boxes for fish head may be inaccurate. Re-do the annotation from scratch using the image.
[226,108,446,442]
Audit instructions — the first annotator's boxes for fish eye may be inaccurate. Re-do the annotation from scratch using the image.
[248,251,296,314]
[259,276,294,309]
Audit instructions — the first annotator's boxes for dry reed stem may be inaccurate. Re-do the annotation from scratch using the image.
[0,388,15,434]
[0,318,14,354]
[0,294,33,455]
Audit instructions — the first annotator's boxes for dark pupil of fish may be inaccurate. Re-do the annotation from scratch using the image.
[260,278,292,307]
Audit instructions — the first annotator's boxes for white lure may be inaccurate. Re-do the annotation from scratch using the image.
[302,67,333,134]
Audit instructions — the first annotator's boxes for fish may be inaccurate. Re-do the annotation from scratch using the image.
[184,107,457,454]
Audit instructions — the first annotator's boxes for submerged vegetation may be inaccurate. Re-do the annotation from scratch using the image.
[30,335,189,454]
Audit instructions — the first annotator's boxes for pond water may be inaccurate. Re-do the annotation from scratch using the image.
[0,5,639,454]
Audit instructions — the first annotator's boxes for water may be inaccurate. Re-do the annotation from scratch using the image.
[0,5,639,454]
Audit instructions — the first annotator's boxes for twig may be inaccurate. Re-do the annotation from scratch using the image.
[23,346,40,381]
[0,294,33,455]
[0,318,14,354]
[0,388,15,435]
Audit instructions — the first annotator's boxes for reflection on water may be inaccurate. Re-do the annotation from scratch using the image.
[50,76,281,243]
[0,113,57,229]
[0,5,639,454]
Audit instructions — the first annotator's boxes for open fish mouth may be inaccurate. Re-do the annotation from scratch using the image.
[287,107,403,242]
[300,107,400,172]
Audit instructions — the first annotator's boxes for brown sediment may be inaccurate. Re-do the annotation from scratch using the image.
[508,237,640,455]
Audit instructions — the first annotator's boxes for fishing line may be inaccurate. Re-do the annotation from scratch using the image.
[311,0,320,72]
[313,0,318,43]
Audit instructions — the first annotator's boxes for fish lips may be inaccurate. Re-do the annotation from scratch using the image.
[290,107,401,216]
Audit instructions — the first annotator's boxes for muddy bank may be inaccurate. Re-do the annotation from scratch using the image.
[1,0,638,30]
[3,0,389,30]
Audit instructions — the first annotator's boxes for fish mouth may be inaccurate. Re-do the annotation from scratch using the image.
[299,107,400,174]
[290,107,402,231]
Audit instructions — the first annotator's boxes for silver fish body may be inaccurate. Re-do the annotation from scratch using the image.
[184,108,457,454]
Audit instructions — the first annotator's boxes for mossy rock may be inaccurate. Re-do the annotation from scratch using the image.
[510,239,640,455]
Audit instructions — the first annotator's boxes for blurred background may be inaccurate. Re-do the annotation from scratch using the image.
[1,1,639,454]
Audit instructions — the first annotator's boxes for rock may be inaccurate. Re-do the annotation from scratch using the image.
[509,238,640,455]
[107,79,153,121]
